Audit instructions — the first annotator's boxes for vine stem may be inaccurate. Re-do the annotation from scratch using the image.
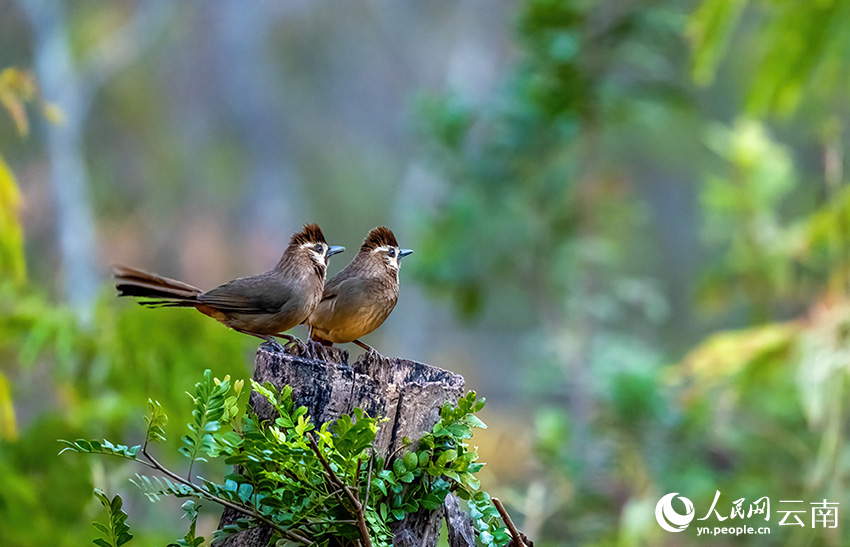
[141,447,312,546]
[308,434,373,547]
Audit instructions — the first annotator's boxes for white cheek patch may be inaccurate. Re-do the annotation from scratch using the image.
[302,243,326,264]
[372,246,399,268]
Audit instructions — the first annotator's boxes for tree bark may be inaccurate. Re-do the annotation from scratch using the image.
[217,344,473,547]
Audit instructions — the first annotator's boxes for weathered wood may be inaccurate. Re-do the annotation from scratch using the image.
[445,494,476,547]
[216,343,466,547]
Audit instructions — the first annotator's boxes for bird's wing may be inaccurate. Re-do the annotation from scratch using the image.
[319,281,340,303]
[199,275,295,314]
[316,267,354,304]
[312,275,369,322]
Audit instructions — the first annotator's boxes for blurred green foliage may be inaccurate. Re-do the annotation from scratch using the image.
[691,0,850,117]
[0,109,254,544]
[413,0,850,545]
[0,282,255,546]
[0,68,33,286]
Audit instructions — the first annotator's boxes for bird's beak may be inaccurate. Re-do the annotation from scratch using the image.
[327,245,345,257]
[399,249,414,259]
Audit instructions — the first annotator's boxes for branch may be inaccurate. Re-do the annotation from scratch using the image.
[493,498,530,547]
[308,434,373,547]
[141,447,312,546]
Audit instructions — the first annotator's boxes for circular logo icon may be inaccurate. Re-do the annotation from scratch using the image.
[655,493,695,532]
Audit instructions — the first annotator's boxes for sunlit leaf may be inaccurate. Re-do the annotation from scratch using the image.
[0,372,16,440]
[689,0,750,85]
[0,153,25,284]
[0,67,37,136]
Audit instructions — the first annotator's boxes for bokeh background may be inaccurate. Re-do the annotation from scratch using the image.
[2,0,850,545]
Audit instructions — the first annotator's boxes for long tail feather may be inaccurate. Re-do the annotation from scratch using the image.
[113,264,202,305]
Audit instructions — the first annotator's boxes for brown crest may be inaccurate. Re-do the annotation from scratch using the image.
[289,223,328,247]
[360,226,398,252]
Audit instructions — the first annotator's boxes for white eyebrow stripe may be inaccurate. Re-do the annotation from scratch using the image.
[371,246,391,253]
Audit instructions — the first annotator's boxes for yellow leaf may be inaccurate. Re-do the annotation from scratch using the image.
[671,322,800,404]
[0,152,26,283]
[0,372,17,440]
[42,103,65,125]
[0,68,37,137]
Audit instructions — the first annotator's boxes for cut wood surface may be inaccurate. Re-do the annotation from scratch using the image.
[216,343,476,546]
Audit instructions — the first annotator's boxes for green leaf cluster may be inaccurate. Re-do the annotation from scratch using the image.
[179,370,238,476]
[60,438,140,460]
[63,371,510,547]
[91,489,133,547]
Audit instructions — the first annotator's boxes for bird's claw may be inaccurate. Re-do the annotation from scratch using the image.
[306,339,327,360]
[283,337,309,357]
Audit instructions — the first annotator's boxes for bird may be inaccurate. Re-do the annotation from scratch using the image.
[113,223,344,350]
[307,226,412,353]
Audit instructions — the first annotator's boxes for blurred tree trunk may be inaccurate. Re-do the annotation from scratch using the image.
[19,0,98,319]
[19,0,172,320]
[211,2,307,268]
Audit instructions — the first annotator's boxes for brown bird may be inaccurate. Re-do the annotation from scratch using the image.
[113,224,344,350]
[307,226,412,352]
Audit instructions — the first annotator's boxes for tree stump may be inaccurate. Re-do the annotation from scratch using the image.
[216,343,477,546]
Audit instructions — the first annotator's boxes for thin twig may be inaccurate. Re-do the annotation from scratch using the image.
[387,441,413,463]
[141,447,312,545]
[356,457,363,505]
[308,434,373,547]
[493,497,528,547]
[187,458,196,485]
[364,454,374,514]
[73,450,157,469]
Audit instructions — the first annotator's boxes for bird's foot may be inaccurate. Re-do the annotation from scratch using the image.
[353,339,382,359]
[306,339,328,360]
[283,337,310,357]
[262,337,286,353]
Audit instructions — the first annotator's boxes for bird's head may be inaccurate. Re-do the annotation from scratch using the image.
[360,226,413,273]
[286,223,345,272]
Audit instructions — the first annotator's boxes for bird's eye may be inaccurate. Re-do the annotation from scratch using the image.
[388,248,396,258]
[316,244,324,254]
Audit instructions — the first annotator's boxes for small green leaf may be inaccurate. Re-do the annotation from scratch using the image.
[465,415,487,429]
[91,489,133,547]
[403,451,418,470]
[436,449,458,468]
[393,458,406,476]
